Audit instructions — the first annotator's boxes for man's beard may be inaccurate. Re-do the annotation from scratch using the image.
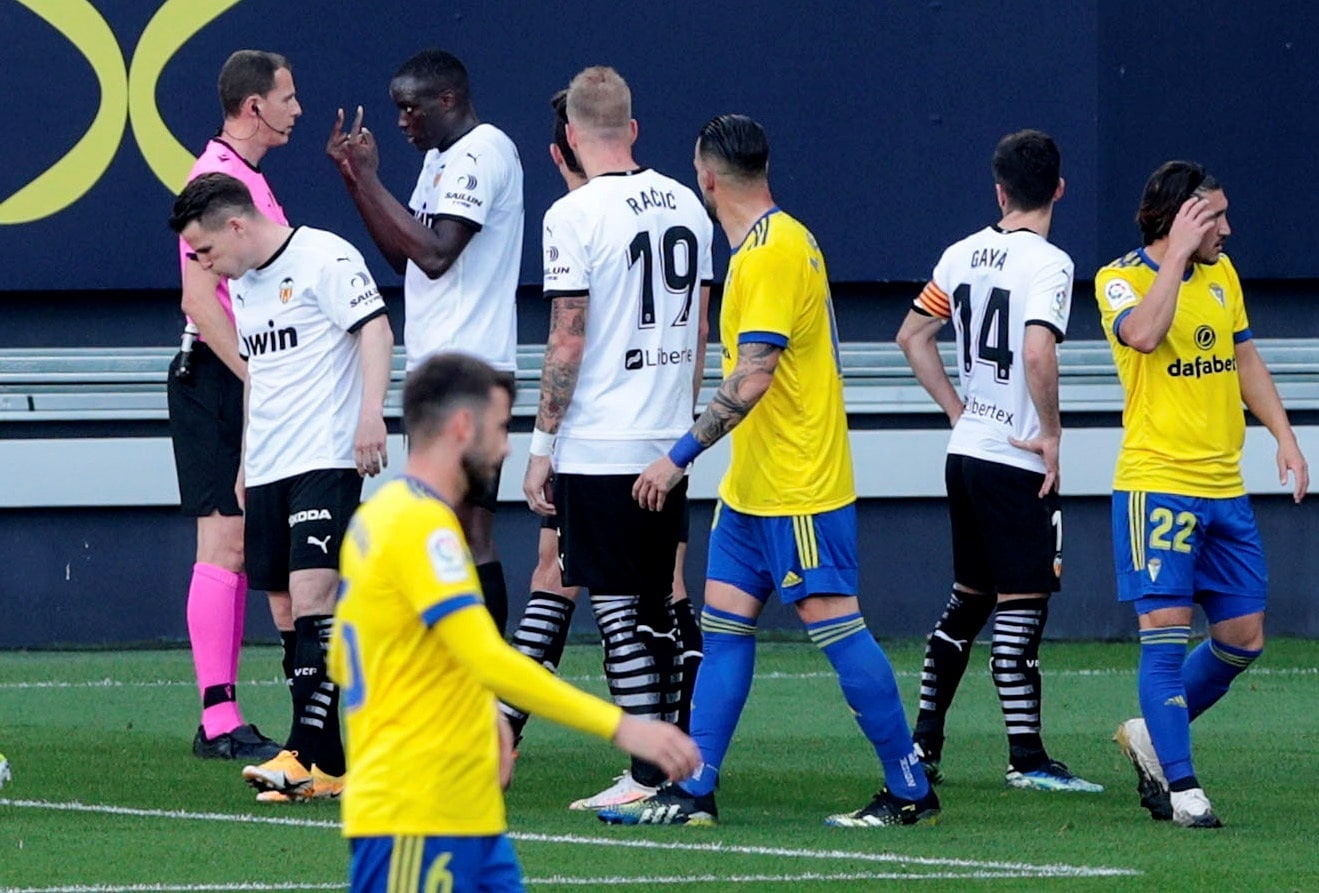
[462,449,497,500]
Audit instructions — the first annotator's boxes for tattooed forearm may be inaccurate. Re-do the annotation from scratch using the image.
[691,342,781,446]
[536,295,589,433]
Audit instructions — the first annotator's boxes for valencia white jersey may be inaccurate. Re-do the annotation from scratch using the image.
[543,168,714,473]
[913,226,1072,474]
[405,123,523,372]
[232,227,388,486]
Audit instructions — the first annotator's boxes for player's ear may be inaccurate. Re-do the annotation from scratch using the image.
[549,143,565,167]
[1054,177,1066,202]
[450,405,475,445]
[628,119,638,145]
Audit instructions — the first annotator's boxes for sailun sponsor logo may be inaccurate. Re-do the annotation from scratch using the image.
[243,320,299,356]
[348,272,381,308]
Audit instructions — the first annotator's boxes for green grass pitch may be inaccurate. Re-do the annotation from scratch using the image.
[0,639,1315,892]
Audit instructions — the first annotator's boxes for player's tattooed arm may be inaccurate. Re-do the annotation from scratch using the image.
[535,295,589,434]
[692,341,782,446]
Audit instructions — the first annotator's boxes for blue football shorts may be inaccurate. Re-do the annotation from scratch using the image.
[706,501,858,604]
[349,834,523,892]
[1111,490,1267,623]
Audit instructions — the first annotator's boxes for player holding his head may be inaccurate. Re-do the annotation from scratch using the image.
[170,50,301,762]
[608,115,937,828]
[330,352,700,891]
[170,172,394,802]
[328,48,524,634]
[520,67,713,811]
[500,88,702,811]
[895,130,1102,793]
[1098,162,1307,828]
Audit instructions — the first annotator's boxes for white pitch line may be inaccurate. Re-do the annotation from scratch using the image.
[512,831,1139,877]
[0,666,1313,691]
[0,800,1139,879]
[0,799,339,830]
[524,869,1113,884]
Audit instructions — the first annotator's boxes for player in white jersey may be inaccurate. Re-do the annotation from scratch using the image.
[897,130,1101,793]
[500,89,704,811]
[329,48,523,634]
[169,50,300,763]
[170,173,394,803]
[521,67,713,809]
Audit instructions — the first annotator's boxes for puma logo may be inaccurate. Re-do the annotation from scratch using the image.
[307,535,332,555]
[638,624,679,643]
[933,630,968,652]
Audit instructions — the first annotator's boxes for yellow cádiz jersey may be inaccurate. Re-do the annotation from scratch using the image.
[331,478,501,837]
[1094,249,1251,497]
[718,208,854,515]
[331,477,621,838]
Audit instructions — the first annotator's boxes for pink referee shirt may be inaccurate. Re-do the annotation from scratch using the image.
[178,137,288,335]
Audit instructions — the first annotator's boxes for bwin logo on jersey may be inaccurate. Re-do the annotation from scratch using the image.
[243,321,299,357]
[279,277,294,303]
[288,508,332,527]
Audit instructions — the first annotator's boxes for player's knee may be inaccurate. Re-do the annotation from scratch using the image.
[529,558,564,595]
[1220,627,1265,653]
[1210,610,1266,652]
[196,514,245,572]
[794,594,861,626]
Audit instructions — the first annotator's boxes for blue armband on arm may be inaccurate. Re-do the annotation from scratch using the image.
[668,432,705,469]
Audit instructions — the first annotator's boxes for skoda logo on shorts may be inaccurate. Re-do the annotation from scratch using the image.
[1194,325,1216,350]
[457,174,478,190]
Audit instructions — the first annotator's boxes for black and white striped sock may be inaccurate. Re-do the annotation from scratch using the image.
[500,591,577,738]
[991,598,1049,771]
[592,594,666,787]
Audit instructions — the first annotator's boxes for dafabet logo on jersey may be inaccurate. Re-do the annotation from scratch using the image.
[1167,324,1234,379]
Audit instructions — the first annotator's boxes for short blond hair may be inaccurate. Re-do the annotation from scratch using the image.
[566,66,631,137]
